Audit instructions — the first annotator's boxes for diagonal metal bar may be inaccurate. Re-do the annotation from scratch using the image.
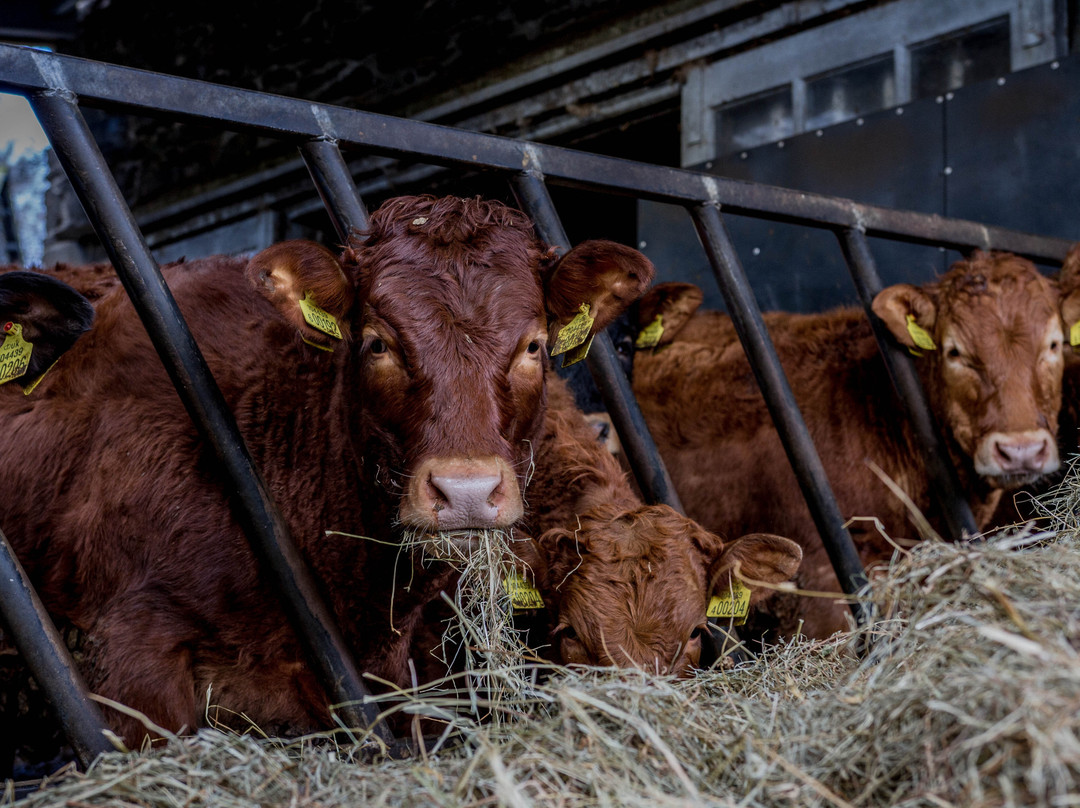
[690,203,870,622]
[838,228,978,541]
[29,90,391,742]
[512,171,685,514]
[0,526,113,769]
[299,140,370,240]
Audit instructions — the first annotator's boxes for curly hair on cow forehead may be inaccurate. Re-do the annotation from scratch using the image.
[360,195,536,247]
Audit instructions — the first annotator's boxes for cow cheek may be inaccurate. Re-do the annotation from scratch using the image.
[941,371,982,456]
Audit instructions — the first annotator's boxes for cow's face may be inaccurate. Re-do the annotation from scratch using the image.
[246,195,653,533]
[874,252,1080,488]
[518,504,801,675]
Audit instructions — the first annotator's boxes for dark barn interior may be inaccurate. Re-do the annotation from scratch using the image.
[1,0,1079,793]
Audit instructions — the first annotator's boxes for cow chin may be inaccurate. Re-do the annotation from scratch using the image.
[972,428,1060,489]
[398,455,524,531]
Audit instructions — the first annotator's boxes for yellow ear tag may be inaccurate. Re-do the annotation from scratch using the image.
[707,578,751,625]
[550,303,594,357]
[502,569,545,611]
[1070,321,1080,347]
[635,314,665,349]
[299,292,343,340]
[0,322,33,386]
[560,333,595,368]
[905,314,936,351]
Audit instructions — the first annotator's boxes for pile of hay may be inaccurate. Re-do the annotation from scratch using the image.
[9,488,1080,807]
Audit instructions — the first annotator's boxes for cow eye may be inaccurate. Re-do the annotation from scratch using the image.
[1050,340,1060,352]
[370,338,388,355]
[527,340,541,355]
[946,346,961,359]
[689,626,707,642]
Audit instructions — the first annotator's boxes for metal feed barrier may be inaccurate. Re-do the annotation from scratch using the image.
[0,43,1072,766]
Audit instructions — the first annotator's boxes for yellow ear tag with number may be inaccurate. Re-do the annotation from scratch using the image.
[299,292,343,340]
[707,578,751,625]
[550,303,594,357]
[635,314,665,349]
[905,314,936,352]
[1070,321,1080,347]
[0,322,33,386]
[502,569,545,611]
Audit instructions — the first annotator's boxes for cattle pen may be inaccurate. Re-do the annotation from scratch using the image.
[0,41,1074,770]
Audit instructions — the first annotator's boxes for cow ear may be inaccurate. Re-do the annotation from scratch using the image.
[245,240,355,348]
[0,271,94,386]
[544,240,655,346]
[872,283,938,351]
[635,282,704,347]
[707,532,802,607]
[529,527,587,592]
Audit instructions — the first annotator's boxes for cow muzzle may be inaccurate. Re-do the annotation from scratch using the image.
[973,429,1059,486]
[399,456,523,530]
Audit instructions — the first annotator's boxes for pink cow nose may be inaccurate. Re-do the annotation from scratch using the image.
[992,435,1051,473]
[400,456,524,530]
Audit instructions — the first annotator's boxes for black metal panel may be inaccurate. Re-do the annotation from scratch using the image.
[946,57,1080,243]
[640,93,950,313]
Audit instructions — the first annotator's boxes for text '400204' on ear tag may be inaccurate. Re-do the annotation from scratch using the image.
[0,322,32,385]
[707,579,751,626]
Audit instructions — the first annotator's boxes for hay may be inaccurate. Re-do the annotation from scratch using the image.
[11,476,1080,807]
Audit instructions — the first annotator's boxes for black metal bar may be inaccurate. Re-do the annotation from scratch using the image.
[29,90,391,742]
[512,171,685,513]
[0,44,1070,263]
[299,140,370,241]
[838,228,979,540]
[0,526,113,768]
[690,203,870,621]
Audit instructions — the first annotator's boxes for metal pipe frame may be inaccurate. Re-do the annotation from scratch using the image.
[29,90,391,743]
[838,228,979,541]
[691,204,871,619]
[0,527,113,768]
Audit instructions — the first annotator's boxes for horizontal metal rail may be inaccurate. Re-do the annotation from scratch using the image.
[0,44,1070,262]
[30,90,391,743]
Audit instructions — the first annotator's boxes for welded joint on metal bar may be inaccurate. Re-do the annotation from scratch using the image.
[701,175,721,207]
[310,104,339,143]
[850,205,867,235]
[30,49,76,101]
[521,142,543,173]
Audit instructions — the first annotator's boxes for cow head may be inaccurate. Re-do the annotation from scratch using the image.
[634,282,705,348]
[246,195,654,534]
[0,270,95,386]
[516,505,801,675]
[873,251,1080,488]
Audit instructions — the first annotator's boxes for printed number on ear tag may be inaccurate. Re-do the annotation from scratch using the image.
[1070,320,1080,348]
[905,314,936,351]
[550,303,594,357]
[0,323,33,385]
[707,579,751,625]
[635,314,665,349]
[299,292,343,340]
[503,569,545,611]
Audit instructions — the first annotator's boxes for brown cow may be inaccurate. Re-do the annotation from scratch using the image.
[512,375,802,674]
[0,195,655,743]
[633,252,1080,638]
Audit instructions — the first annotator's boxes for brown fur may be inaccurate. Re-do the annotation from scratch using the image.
[0,195,654,743]
[634,252,1075,638]
[514,376,801,675]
